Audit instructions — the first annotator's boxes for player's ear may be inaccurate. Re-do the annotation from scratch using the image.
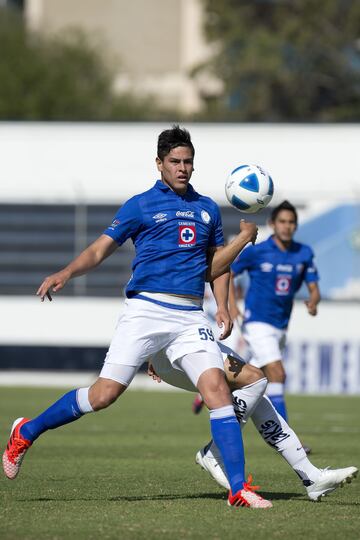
[156,157,163,172]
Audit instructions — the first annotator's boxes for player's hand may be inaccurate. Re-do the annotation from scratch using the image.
[36,270,71,302]
[215,308,233,340]
[147,362,162,383]
[305,299,318,316]
[239,220,258,245]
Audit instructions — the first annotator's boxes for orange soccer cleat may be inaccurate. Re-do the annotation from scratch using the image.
[2,417,32,480]
[227,475,273,509]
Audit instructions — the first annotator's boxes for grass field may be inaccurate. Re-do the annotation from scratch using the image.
[0,388,359,540]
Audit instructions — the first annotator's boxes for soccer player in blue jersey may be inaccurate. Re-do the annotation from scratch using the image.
[229,200,321,426]
[2,125,272,508]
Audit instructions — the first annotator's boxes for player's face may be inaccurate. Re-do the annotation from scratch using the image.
[156,146,194,195]
[271,210,297,243]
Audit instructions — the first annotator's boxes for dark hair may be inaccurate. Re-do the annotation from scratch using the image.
[157,124,195,160]
[271,200,298,224]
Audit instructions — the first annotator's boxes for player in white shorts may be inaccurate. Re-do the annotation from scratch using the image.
[100,295,227,389]
[3,125,272,509]
[149,342,358,502]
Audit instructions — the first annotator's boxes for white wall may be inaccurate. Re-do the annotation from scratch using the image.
[1,123,359,211]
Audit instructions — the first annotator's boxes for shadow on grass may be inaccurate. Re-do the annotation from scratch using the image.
[110,491,303,502]
[17,491,305,503]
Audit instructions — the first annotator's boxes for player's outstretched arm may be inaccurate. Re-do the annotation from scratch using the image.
[36,234,118,301]
[304,281,321,316]
[206,221,257,282]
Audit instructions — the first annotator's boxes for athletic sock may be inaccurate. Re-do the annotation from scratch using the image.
[20,387,94,442]
[251,395,320,485]
[266,382,288,421]
[232,378,268,424]
[203,379,267,477]
[210,405,245,493]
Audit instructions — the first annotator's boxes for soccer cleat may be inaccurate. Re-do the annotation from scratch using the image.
[196,446,230,490]
[192,393,205,414]
[2,417,32,479]
[228,475,273,508]
[306,466,358,501]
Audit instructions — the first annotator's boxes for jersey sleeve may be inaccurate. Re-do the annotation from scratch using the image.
[208,203,224,247]
[103,197,142,246]
[304,248,319,283]
[231,245,254,275]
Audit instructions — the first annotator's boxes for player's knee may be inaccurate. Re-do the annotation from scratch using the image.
[199,373,232,409]
[241,364,265,386]
[90,381,124,410]
[199,370,228,394]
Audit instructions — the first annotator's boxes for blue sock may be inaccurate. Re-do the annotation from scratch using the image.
[210,405,245,494]
[268,394,288,421]
[20,389,83,442]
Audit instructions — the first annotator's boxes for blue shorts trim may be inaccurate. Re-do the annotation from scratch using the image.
[131,293,203,312]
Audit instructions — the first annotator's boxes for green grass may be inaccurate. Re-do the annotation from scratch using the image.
[0,389,359,540]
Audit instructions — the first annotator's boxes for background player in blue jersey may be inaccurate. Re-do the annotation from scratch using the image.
[3,126,273,508]
[229,200,321,431]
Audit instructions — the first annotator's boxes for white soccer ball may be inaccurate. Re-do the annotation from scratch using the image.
[225,164,274,213]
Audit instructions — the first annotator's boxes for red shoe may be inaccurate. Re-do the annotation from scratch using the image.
[192,394,205,414]
[2,418,32,479]
[227,475,273,508]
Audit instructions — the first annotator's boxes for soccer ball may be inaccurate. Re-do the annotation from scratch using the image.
[225,164,274,213]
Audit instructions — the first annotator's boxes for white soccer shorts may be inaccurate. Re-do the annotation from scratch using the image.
[99,298,224,386]
[242,322,287,368]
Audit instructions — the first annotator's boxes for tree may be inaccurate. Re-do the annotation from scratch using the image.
[199,0,360,121]
[0,8,153,120]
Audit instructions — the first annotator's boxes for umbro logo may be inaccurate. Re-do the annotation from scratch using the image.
[153,213,167,223]
[260,262,273,272]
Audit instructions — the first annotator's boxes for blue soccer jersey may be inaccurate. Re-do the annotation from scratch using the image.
[104,180,224,298]
[231,236,319,329]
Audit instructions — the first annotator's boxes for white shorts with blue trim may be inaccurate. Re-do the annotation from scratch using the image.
[99,297,224,386]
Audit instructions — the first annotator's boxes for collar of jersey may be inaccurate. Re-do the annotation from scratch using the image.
[155,180,195,198]
[268,235,294,252]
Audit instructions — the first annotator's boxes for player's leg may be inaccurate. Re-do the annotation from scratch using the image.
[180,355,245,493]
[243,322,288,421]
[176,352,272,508]
[2,298,156,480]
[197,359,358,500]
[251,395,358,500]
[2,373,134,480]
[196,352,267,490]
[225,354,268,423]
[260,360,287,420]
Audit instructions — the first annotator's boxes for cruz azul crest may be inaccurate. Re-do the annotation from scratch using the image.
[178,223,196,247]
